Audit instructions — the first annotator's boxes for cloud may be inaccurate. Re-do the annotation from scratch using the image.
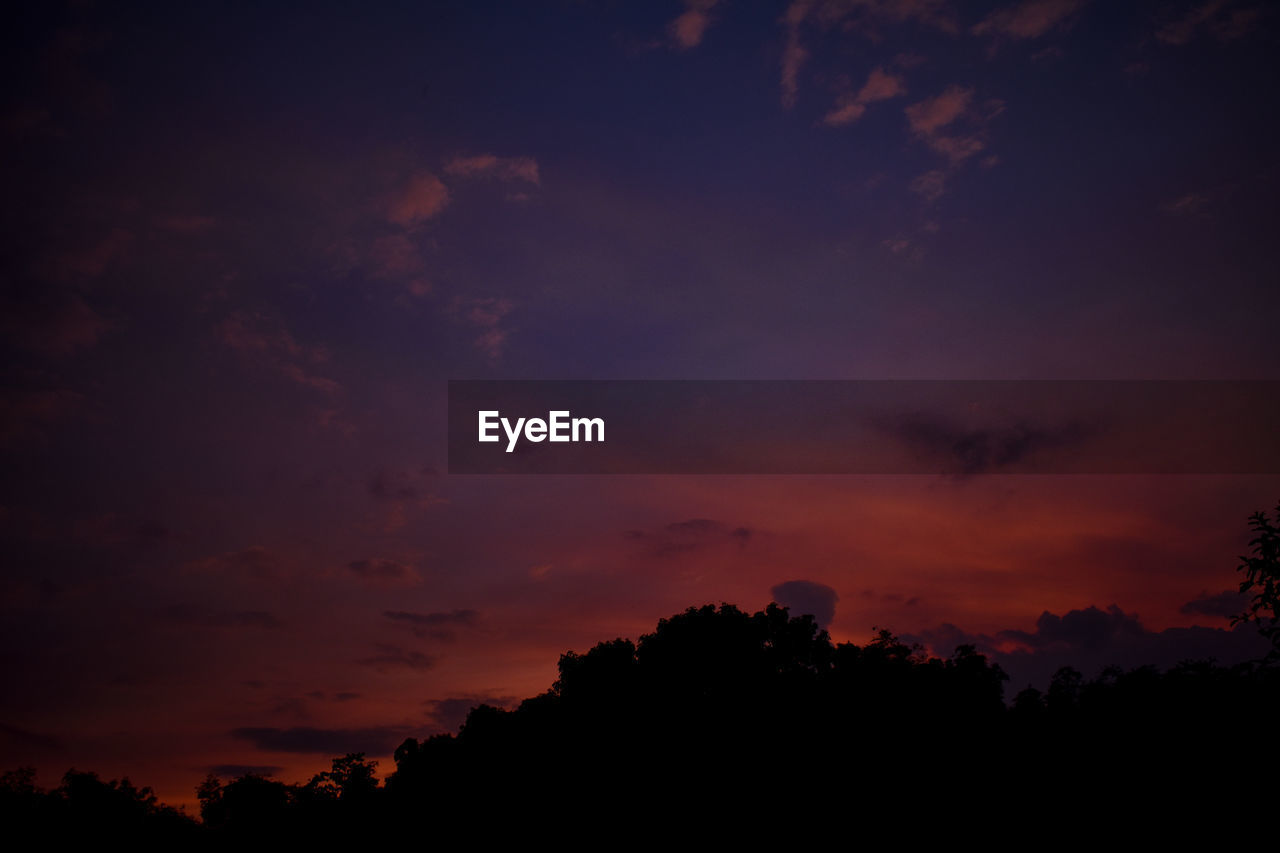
[426,694,520,733]
[1180,589,1249,619]
[904,85,1002,181]
[668,0,721,50]
[861,589,923,608]
[857,66,909,102]
[217,312,339,393]
[51,228,132,281]
[999,604,1144,650]
[154,214,216,234]
[1156,0,1262,45]
[185,545,287,581]
[771,580,839,628]
[878,411,1087,475]
[387,172,450,226]
[306,691,362,703]
[73,513,170,549]
[451,296,515,361]
[781,1,952,108]
[12,26,113,132]
[627,518,754,559]
[327,231,430,297]
[909,168,948,201]
[162,604,282,629]
[905,85,972,136]
[811,0,957,32]
[779,1,811,108]
[231,725,415,755]
[667,518,743,536]
[972,0,1086,39]
[822,97,866,127]
[925,134,987,162]
[0,722,64,751]
[358,643,437,671]
[1164,192,1210,215]
[444,154,540,185]
[368,467,427,502]
[0,388,84,448]
[367,234,430,295]
[1,292,113,356]
[347,558,421,587]
[898,83,1007,202]
[37,296,112,354]
[383,608,480,641]
[365,467,444,532]
[909,603,1273,689]
[822,67,907,127]
[206,764,284,778]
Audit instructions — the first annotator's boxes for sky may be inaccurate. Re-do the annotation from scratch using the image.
[2,0,1279,811]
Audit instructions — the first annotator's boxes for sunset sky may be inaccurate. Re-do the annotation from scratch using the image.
[3,0,1278,810]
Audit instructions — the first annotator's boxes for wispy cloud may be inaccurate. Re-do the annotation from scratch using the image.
[231,725,415,754]
[444,154,540,185]
[217,311,339,393]
[0,389,83,449]
[347,558,422,588]
[366,234,430,295]
[426,694,519,733]
[668,0,721,50]
[1180,589,1249,619]
[387,171,450,227]
[184,546,289,581]
[905,84,972,137]
[781,0,959,107]
[162,603,282,629]
[154,213,216,234]
[365,466,445,532]
[626,517,754,559]
[905,85,1003,200]
[822,67,907,127]
[780,1,814,108]
[1156,0,1263,45]
[1164,192,1210,215]
[358,643,437,672]
[451,296,515,361]
[384,608,480,641]
[1,293,113,356]
[972,0,1086,40]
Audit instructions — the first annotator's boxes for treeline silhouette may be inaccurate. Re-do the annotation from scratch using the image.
[5,602,1279,839]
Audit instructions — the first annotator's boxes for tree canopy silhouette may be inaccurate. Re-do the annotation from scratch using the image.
[4,599,1279,840]
[1235,500,1280,658]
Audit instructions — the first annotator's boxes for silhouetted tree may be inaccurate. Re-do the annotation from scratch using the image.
[1235,500,1280,658]
[304,753,379,801]
[198,772,293,834]
[1046,665,1083,713]
[9,598,1280,840]
[1012,685,1045,716]
[1,767,198,840]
